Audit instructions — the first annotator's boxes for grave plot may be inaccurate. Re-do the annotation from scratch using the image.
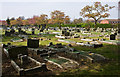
[55,34,65,39]
[11,54,48,75]
[99,40,120,45]
[99,34,120,45]
[58,48,106,63]
[81,31,91,35]
[45,55,79,70]
[11,38,23,42]
[3,45,48,75]
[58,39,76,44]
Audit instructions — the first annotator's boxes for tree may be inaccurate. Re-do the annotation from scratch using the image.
[6,17,10,26]
[73,18,83,24]
[22,20,29,26]
[16,17,23,26]
[64,16,70,24]
[36,14,48,25]
[11,20,17,26]
[80,2,115,27]
[51,10,65,29]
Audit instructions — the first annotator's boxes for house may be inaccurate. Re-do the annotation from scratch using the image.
[100,19,120,24]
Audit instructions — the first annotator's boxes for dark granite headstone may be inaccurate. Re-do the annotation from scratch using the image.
[62,30,66,35]
[32,28,35,34]
[68,44,72,47]
[76,29,80,32]
[7,46,28,60]
[110,34,116,40]
[27,39,39,48]
[114,33,117,35]
[48,42,53,47]
[118,29,120,33]
[10,29,15,34]
[18,28,21,33]
[5,31,11,36]
[65,32,70,36]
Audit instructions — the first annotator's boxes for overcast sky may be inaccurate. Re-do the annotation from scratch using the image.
[0,0,119,21]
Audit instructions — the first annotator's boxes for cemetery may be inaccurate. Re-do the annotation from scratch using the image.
[1,1,120,76]
[1,25,120,76]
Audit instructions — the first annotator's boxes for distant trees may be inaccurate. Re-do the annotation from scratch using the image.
[6,17,10,26]
[64,16,70,24]
[37,14,48,25]
[80,2,115,27]
[73,18,83,24]
[2,2,115,28]
[50,10,65,29]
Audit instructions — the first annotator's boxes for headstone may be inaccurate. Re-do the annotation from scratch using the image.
[62,30,66,35]
[55,43,63,48]
[68,44,72,47]
[65,32,70,36]
[48,42,53,47]
[18,28,21,33]
[76,29,80,32]
[110,34,116,40]
[32,28,35,34]
[5,31,11,36]
[118,29,120,33]
[27,39,39,48]
[114,33,117,35]
[18,54,22,59]
[10,29,15,34]
[20,55,29,65]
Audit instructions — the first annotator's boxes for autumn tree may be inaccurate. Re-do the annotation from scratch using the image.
[80,2,115,27]
[22,20,29,26]
[36,14,48,25]
[64,16,70,24]
[51,10,66,29]
[16,17,24,26]
[11,20,17,26]
[73,18,83,24]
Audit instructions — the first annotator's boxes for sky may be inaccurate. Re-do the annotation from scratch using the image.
[0,0,119,21]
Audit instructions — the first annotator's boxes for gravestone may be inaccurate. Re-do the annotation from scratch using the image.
[110,34,116,40]
[118,29,120,33]
[55,43,63,48]
[27,39,39,48]
[68,44,72,47]
[76,29,80,32]
[5,31,11,36]
[114,33,117,35]
[65,32,70,36]
[18,54,22,59]
[20,55,29,65]
[62,30,66,35]
[48,42,53,47]
[10,29,15,34]
[18,28,22,33]
[32,28,35,34]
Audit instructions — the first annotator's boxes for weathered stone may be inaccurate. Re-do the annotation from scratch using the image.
[27,39,39,48]
[110,34,116,40]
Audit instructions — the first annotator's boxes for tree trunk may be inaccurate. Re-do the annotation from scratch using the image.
[58,23,61,30]
[94,20,97,28]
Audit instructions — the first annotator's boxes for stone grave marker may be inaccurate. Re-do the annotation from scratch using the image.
[20,55,29,65]
[27,39,39,48]
[32,28,35,34]
[110,34,116,40]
